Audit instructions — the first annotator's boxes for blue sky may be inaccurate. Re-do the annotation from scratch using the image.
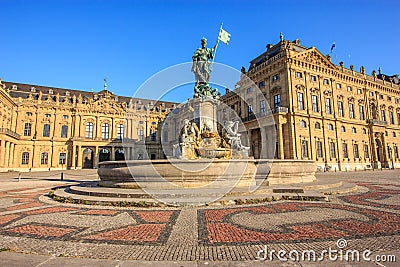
[1,0,399,103]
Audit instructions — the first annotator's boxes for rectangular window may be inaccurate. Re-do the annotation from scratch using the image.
[316,141,323,158]
[323,79,329,85]
[394,146,399,159]
[272,74,279,81]
[310,75,317,82]
[349,103,355,118]
[85,122,94,138]
[24,123,32,136]
[150,130,157,141]
[389,111,395,124]
[298,92,304,110]
[347,86,352,92]
[312,95,319,112]
[296,72,302,78]
[357,89,362,94]
[342,143,348,158]
[59,153,66,165]
[364,144,369,158]
[338,101,344,117]
[102,123,110,139]
[248,104,253,114]
[117,124,125,140]
[21,152,29,165]
[260,100,266,113]
[336,83,342,89]
[138,129,144,141]
[381,110,386,121]
[258,81,265,88]
[301,140,309,158]
[398,113,400,125]
[325,98,332,114]
[43,124,50,137]
[246,87,253,93]
[61,125,68,138]
[330,142,336,158]
[353,144,359,158]
[41,152,48,165]
[163,131,168,142]
[359,105,365,120]
[273,95,280,109]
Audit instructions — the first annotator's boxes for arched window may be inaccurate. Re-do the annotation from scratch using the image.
[315,122,321,129]
[341,126,346,132]
[300,120,307,128]
[352,127,357,134]
[328,123,334,130]
[85,122,94,138]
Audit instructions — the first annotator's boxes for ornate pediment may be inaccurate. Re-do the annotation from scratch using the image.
[295,84,305,92]
[358,99,364,105]
[270,86,281,94]
[292,48,336,69]
[337,95,344,100]
[323,90,332,97]
[88,95,125,114]
[309,87,320,94]
[348,97,355,103]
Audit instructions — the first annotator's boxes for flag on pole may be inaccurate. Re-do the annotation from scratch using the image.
[218,27,231,45]
[330,41,336,53]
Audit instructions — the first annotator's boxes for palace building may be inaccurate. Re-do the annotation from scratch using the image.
[222,38,400,171]
[0,80,176,171]
[1,38,399,172]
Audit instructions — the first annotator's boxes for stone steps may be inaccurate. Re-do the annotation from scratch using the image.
[51,177,355,206]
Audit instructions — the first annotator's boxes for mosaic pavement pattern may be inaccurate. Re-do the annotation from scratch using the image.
[0,180,399,261]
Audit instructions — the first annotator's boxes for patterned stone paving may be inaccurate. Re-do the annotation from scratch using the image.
[0,171,399,263]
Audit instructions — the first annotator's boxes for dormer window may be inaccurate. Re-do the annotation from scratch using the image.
[26,112,32,116]
[65,91,70,96]
[45,114,51,118]
[31,87,36,92]
[49,89,53,94]
[12,85,18,90]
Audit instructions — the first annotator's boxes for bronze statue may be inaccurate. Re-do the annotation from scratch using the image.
[191,38,219,98]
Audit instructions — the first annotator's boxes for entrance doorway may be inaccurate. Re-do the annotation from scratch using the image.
[99,148,110,162]
[115,148,125,161]
[82,148,94,168]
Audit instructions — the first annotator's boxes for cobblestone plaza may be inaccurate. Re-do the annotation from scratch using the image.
[0,169,398,266]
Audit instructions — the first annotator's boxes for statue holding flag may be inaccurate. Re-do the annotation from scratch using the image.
[192,24,231,98]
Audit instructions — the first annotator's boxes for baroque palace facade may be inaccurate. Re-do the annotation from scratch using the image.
[223,38,400,171]
[1,39,399,172]
[0,80,175,171]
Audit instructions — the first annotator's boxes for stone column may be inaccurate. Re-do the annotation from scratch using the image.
[4,141,10,167]
[277,123,284,159]
[71,145,76,169]
[77,145,82,168]
[0,140,3,168]
[94,146,99,168]
[9,143,15,167]
[260,127,267,158]
[111,146,115,161]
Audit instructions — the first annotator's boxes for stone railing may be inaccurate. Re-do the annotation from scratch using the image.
[242,107,288,122]
[367,119,388,125]
[0,128,20,139]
